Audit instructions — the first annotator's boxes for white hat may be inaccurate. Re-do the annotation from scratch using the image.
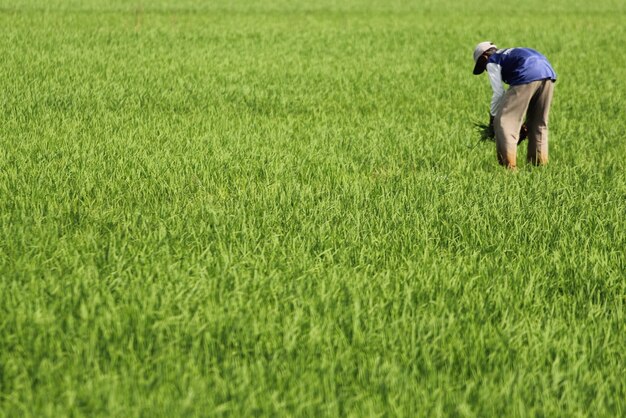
[473,41,497,75]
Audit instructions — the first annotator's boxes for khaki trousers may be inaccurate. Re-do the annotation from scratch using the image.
[494,79,555,168]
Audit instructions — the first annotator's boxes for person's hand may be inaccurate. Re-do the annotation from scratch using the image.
[487,115,495,139]
[475,117,528,145]
[518,124,528,145]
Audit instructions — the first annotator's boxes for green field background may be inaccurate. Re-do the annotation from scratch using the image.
[0,0,625,417]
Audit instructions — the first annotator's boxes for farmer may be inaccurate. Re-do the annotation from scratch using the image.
[472,42,556,168]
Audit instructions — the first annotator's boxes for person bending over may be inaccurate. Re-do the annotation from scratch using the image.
[473,41,556,169]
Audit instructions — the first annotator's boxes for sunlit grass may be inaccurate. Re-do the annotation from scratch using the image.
[0,1,625,416]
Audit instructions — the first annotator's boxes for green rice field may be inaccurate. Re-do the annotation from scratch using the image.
[0,0,625,416]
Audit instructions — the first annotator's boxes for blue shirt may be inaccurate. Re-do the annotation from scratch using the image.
[487,48,556,86]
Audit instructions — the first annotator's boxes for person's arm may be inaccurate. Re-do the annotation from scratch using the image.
[486,62,505,117]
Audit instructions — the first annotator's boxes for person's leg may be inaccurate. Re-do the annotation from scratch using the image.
[494,82,538,168]
[526,80,555,165]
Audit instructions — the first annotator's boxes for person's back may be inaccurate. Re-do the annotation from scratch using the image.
[487,48,556,86]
